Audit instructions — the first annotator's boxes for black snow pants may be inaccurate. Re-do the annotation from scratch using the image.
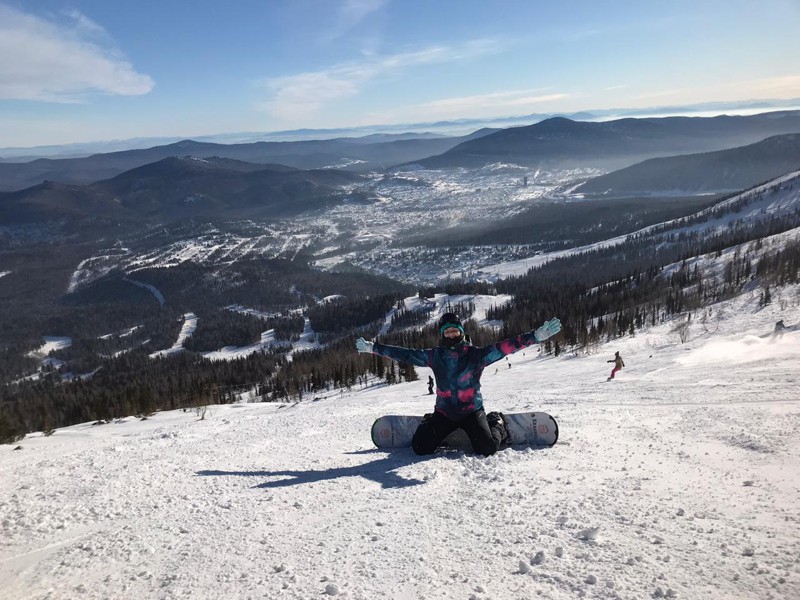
[411,409,503,457]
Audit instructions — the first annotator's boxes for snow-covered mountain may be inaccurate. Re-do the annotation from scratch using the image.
[2,282,798,599]
[408,111,800,170]
[3,103,800,600]
[472,170,800,281]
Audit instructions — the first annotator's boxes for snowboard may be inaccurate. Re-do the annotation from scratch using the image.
[371,411,558,450]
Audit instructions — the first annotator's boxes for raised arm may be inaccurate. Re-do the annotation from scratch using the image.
[356,337,432,368]
[477,318,562,367]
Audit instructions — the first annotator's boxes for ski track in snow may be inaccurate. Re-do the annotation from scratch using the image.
[2,287,800,599]
[123,278,166,307]
[148,313,197,359]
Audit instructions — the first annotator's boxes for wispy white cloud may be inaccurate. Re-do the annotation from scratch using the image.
[0,3,154,102]
[631,88,688,102]
[341,0,388,27]
[629,74,800,106]
[360,89,570,124]
[743,74,800,97]
[323,0,389,42]
[262,71,361,121]
[260,39,503,122]
[422,90,569,112]
[61,9,110,42]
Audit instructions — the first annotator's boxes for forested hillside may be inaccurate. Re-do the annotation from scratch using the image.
[3,218,798,442]
[2,155,800,444]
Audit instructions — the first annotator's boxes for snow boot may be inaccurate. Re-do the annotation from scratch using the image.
[487,411,510,445]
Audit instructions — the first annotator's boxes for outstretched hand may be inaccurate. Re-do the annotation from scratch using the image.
[533,318,562,342]
[355,337,373,353]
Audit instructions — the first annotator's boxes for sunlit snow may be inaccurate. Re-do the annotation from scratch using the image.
[2,285,798,599]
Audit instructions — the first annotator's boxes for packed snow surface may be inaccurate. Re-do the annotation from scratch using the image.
[2,287,799,599]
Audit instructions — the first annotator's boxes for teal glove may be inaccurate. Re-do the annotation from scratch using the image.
[533,318,561,342]
[355,337,373,353]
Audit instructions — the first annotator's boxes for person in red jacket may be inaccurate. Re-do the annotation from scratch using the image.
[356,312,561,456]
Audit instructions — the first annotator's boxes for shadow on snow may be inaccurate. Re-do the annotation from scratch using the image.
[196,449,443,490]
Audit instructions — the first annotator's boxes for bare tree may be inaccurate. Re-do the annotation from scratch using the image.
[671,316,691,344]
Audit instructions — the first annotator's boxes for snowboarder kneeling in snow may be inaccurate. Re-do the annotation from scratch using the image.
[355,312,561,457]
[607,351,625,380]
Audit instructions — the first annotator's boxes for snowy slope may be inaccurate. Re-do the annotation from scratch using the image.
[14,337,73,383]
[2,285,799,600]
[148,313,197,359]
[476,170,800,281]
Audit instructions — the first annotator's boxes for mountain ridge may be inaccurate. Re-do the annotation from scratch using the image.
[0,157,364,227]
[575,133,800,195]
[0,132,493,192]
[407,111,800,170]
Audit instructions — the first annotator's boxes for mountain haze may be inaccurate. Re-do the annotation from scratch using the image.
[0,181,132,226]
[0,133,492,192]
[0,157,363,227]
[409,111,800,170]
[4,111,800,192]
[94,157,363,219]
[576,133,800,195]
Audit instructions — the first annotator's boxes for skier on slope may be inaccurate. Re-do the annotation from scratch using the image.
[773,319,786,338]
[355,312,561,456]
[607,351,625,380]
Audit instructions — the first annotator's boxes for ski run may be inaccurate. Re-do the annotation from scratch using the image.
[2,281,799,600]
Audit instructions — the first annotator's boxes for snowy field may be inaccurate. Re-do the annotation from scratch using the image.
[2,286,799,600]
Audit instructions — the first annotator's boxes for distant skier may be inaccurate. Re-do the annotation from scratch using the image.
[427,375,434,395]
[607,351,625,380]
[774,319,786,338]
[356,312,561,456]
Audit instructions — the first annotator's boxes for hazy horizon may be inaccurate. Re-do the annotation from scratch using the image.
[1,0,800,149]
[2,99,800,159]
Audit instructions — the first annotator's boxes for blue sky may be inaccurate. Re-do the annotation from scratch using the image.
[1,0,800,147]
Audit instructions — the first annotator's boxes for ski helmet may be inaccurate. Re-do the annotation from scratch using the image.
[438,312,465,346]
[438,312,463,335]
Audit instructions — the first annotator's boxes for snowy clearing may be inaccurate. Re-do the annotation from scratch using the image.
[25,337,72,359]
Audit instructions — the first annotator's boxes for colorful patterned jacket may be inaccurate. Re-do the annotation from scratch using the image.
[371,332,540,420]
